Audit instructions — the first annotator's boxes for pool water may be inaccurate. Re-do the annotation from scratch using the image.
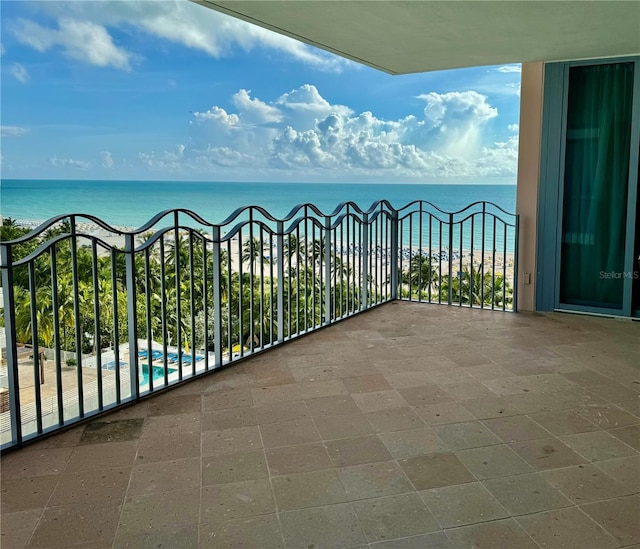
[140,364,176,386]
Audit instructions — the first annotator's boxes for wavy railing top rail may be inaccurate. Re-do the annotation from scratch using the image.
[396,200,515,217]
[0,200,514,254]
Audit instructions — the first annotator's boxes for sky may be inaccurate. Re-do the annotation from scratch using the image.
[0,0,521,183]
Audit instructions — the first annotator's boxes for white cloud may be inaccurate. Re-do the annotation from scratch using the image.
[100,151,114,168]
[13,1,350,72]
[49,155,91,170]
[0,43,5,55]
[11,17,132,70]
[173,85,517,179]
[494,65,521,73]
[508,123,519,132]
[1,126,29,137]
[10,63,30,83]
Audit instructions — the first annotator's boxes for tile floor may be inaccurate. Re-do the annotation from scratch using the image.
[1,301,639,548]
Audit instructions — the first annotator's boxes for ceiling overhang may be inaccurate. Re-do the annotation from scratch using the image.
[193,0,640,74]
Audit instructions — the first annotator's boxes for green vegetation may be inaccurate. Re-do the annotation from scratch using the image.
[2,219,512,361]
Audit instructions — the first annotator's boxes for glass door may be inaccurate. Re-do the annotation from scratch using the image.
[557,61,639,316]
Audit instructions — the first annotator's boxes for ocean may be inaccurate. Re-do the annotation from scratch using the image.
[0,179,516,229]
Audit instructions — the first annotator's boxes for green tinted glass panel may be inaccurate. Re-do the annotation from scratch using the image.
[560,62,634,309]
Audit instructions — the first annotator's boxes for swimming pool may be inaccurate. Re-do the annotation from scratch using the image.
[140,364,177,386]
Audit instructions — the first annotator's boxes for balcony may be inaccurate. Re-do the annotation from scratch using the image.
[0,201,517,448]
[1,301,639,548]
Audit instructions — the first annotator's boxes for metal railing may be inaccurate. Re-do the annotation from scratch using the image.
[0,200,517,448]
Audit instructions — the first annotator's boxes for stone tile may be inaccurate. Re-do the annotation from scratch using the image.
[352,493,439,542]
[509,437,587,470]
[78,418,144,445]
[114,525,198,549]
[48,467,130,506]
[140,413,201,438]
[117,488,199,537]
[296,379,348,399]
[259,419,321,448]
[365,407,425,432]
[441,381,495,401]
[420,482,508,529]
[461,396,521,419]
[201,387,253,411]
[384,371,435,389]
[265,442,333,475]
[455,444,533,480]
[503,392,567,414]
[618,399,640,418]
[517,507,618,549]
[201,478,275,523]
[280,503,366,549]
[450,353,493,368]
[201,407,257,430]
[560,431,637,462]
[338,461,414,501]
[24,426,85,451]
[551,387,609,408]
[272,469,348,510]
[0,509,43,549]
[251,384,303,405]
[202,450,268,486]
[314,412,374,440]
[200,515,283,548]
[560,370,614,387]
[581,495,640,546]
[65,442,137,473]
[399,453,475,490]
[462,364,515,381]
[305,394,361,417]
[201,426,262,456]
[136,433,200,463]
[246,367,295,388]
[578,403,640,429]
[1,447,72,480]
[1,475,59,513]
[594,455,640,493]
[435,421,502,450]
[370,531,455,548]
[587,383,640,403]
[28,501,121,547]
[128,458,200,496]
[529,409,599,436]
[352,390,408,412]
[147,394,202,417]
[253,400,310,424]
[414,402,476,425]
[445,518,540,549]
[541,464,632,503]
[342,374,392,394]
[379,427,448,459]
[608,424,640,450]
[483,473,573,515]
[483,415,552,442]
[399,384,454,406]
[325,435,392,467]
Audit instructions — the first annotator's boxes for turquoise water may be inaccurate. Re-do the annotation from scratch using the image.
[140,364,176,386]
[0,179,516,228]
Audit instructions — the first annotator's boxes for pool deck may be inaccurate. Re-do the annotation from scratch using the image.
[1,301,639,548]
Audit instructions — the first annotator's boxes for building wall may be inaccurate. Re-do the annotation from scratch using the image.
[515,62,545,311]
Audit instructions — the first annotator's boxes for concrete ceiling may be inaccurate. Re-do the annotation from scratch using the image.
[194,0,640,74]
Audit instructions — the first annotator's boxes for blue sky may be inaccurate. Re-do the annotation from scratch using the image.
[1,0,521,183]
